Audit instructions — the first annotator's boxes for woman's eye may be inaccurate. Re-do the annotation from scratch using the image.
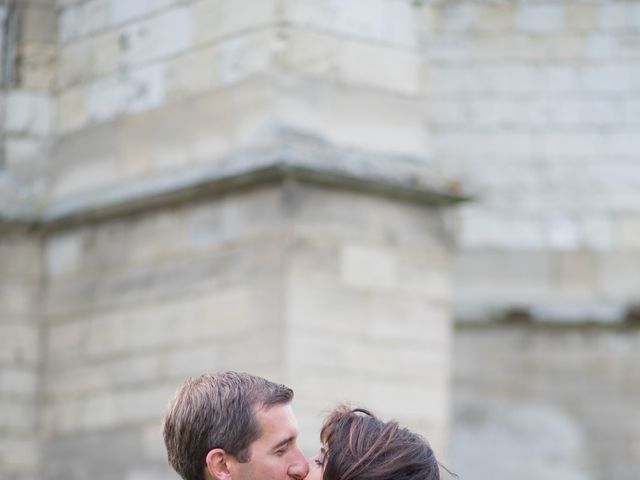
[314,459,323,467]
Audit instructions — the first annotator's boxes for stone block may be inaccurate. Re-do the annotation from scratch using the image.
[111,384,177,425]
[537,65,581,94]
[436,3,476,33]
[515,5,564,34]
[565,4,598,32]
[427,34,471,64]
[42,397,83,434]
[597,252,640,299]
[455,251,553,303]
[464,97,518,128]
[544,216,580,251]
[287,330,449,382]
[458,210,544,249]
[365,294,451,346]
[45,231,83,278]
[340,243,398,290]
[57,4,78,43]
[17,43,57,90]
[587,34,640,60]
[420,4,438,34]
[283,0,418,50]
[285,187,377,241]
[214,29,277,87]
[165,44,217,101]
[4,91,53,136]
[57,85,87,134]
[4,138,48,184]
[615,216,640,250]
[300,83,425,156]
[579,215,613,252]
[397,247,451,301]
[609,131,640,156]
[140,423,166,460]
[79,392,118,428]
[0,324,39,365]
[120,6,192,67]
[540,131,608,158]
[363,196,445,247]
[45,362,110,399]
[21,3,56,43]
[285,281,367,336]
[118,79,276,174]
[0,437,39,470]
[192,0,277,46]
[50,148,121,199]
[86,63,166,123]
[0,400,37,432]
[66,288,262,359]
[366,381,448,424]
[46,319,86,367]
[51,119,120,193]
[0,368,38,396]
[163,346,222,378]
[475,4,514,32]
[58,0,109,43]
[281,29,423,96]
[554,251,596,298]
[434,130,537,161]
[476,64,541,94]
[109,0,176,27]
[0,280,39,317]
[598,3,634,30]
[0,236,41,278]
[58,31,121,89]
[582,64,640,93]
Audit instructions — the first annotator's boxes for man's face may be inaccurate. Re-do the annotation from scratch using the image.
[228,403,309,480]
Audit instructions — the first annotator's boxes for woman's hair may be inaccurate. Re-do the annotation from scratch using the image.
[320,406,440,480]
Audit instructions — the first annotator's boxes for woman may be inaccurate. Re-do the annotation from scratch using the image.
[308,406,442,480]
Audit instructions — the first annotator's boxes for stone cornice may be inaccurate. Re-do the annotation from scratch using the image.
[1,135,469,231]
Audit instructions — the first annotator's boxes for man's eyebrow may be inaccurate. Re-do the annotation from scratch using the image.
[272,435,295,451]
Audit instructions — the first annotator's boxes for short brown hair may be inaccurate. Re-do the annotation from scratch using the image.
[162,372,294,480]
[320,406,441,480]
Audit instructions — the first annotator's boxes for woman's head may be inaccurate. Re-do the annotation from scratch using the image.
[309,406,440,480]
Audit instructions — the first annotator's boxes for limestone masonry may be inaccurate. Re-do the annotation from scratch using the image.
[0,2,638,480]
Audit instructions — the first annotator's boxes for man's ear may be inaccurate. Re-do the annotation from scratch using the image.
[205,449,232,480]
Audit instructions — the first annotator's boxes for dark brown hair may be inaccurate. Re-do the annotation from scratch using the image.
[162,372,293,480]
[320,406,440,480]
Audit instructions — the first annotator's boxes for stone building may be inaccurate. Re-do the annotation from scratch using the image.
[0,2,638,480]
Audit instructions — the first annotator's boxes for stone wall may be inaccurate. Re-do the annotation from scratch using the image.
[422,0,640,320]
[451,324,640,480]
[52,0,428,200]
[1,2,639,480]
[0,230,42,480]
[38,181,453,480]
[2,0,56,195]
[48,0,640,320]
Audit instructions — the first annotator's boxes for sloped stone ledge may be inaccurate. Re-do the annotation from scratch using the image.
[454,300,640,328]
[1,134,468,231]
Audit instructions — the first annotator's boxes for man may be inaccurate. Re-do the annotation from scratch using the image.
[163,372,309,480]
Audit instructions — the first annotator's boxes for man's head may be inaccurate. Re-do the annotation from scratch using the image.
[162,372,308,480]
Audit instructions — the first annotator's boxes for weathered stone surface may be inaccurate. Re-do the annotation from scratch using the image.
[1,2,640,480]
[451,326,640,480]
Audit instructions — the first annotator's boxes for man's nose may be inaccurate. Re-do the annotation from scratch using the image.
[288,448,309,479]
